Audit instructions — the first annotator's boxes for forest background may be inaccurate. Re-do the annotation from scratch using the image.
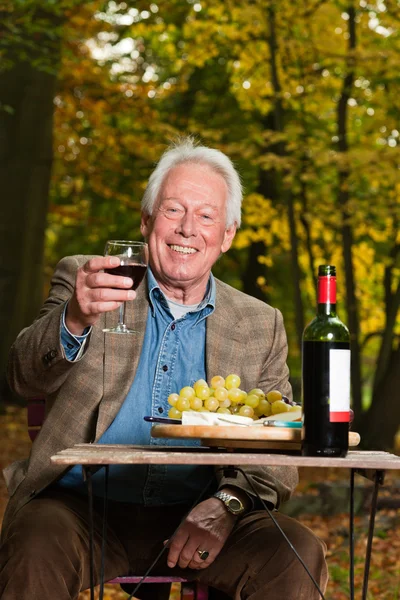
[1,0,400,451]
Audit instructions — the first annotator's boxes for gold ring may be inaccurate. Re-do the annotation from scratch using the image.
[197,549,209,561]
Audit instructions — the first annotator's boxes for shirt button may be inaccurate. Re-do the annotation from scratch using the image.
[162,365,168,372]
[158,407,164,414]
[171,324,176,331]
[67,343,74,349]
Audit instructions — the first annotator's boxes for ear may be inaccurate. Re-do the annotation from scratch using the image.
[221,224,237,254]
[140,211,152,239]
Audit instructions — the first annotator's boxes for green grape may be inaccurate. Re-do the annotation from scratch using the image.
[217,407,231,414]
[193,379,207,391]
[228,388,243,404]
[168,407,182,419]
[168,393,180,407]
[271,400,290,415]
[245,394,260,409]
[239,405,254,418]
[248,388,265,401]
[190,397,203,411]
[225,374,241,389]
[180,386,195,400]
[204,397,219,411]
[196,385,211,400]
[219,398,231,408]
[176,397,191,412]
[266,390,283,403]
[255,399,272,417]
[214,387,228,401]
[210,375,225,388]
[289,404,301,412]
[230,405,240,414]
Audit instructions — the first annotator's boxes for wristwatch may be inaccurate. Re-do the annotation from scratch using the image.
[214,490,246,516]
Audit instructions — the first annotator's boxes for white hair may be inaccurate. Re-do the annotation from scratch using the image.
[141,137,243,227]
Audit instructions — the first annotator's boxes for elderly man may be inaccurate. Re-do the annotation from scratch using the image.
[0,138,328,599]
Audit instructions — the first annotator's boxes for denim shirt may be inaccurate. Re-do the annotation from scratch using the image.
[58,268,217,505]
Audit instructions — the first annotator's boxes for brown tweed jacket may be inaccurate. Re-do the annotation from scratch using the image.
[2,255,298,540]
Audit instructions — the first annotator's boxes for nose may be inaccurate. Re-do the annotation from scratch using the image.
[176,210,197,237]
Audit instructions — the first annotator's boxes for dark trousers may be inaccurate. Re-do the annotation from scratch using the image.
[0,488,328,599]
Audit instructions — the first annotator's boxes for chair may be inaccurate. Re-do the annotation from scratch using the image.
[26,398,209,599]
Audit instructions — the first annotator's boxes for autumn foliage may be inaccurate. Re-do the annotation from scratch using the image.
[1,2,400,448]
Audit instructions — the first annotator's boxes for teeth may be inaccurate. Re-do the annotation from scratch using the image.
[169,245,197,254]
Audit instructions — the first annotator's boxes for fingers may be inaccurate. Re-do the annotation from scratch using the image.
[86,271,133,290]
[80,258,134,291]
[187,546,214,570]
[166,529,189,568]
[166,533,216,570]
[82,256,120,274]
[86,287,136,304]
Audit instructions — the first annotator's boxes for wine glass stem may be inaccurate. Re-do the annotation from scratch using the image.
[118,302,127,330]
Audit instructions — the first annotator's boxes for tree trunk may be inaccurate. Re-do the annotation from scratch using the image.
[359,345,400,449]
[287,190,305,348]
[336,4,363,422]
[268,3,305,350]
[373,241,400,394]
[242,3,306,349]
[242,241,270,302]
[0,62,57,403]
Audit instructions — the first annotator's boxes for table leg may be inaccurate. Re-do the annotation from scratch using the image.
[349,469,355,600]
[361,470,385,600]
[82,465,109,600]
[83,466,96,600]
[99,465,109,600]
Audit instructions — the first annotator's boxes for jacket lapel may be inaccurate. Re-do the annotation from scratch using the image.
[95,279,149,438]
[206,280,244,383]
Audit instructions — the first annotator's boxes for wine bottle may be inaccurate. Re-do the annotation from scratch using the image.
[302,265,351,457]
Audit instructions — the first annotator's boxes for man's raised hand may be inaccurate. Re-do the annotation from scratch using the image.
[65,256,135,335]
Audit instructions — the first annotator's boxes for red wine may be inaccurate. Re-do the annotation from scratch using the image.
[105,264,146,290]
[302,341,350,457]
[302,265,351,458]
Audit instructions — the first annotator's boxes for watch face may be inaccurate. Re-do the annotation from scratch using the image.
[228,498,242,512]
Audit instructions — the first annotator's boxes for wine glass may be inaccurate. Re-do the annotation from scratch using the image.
[102,240,148,334]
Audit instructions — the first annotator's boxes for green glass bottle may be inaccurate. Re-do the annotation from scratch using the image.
[302,265,351,457]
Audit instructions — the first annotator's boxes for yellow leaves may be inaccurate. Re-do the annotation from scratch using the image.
[258,255,273,267]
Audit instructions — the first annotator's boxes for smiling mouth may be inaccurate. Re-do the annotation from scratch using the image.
[169,244,198,255]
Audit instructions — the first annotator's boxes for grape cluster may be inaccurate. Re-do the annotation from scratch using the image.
[167,374,300,421]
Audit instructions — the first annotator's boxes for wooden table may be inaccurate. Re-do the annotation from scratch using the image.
[51,445,400,600]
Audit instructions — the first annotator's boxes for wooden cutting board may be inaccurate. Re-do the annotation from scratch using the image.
[151,424,360,451]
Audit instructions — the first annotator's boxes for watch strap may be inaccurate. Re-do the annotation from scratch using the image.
[214,490,245,515]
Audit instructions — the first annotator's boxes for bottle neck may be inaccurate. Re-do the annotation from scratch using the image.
[318,302,337,317]
[317,276,337,317]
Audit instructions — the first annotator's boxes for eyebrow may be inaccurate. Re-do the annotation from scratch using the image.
[163,198,219,210]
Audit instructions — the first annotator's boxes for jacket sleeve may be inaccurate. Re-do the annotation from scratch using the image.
[216,307,298,509]
[7,255,90,398]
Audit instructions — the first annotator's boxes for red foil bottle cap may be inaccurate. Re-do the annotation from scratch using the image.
[318,276,336,303]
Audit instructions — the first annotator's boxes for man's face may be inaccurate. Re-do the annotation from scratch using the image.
[141,162,236,297]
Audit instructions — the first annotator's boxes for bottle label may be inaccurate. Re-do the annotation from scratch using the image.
[318,276,337,304]
[329,349,350,422]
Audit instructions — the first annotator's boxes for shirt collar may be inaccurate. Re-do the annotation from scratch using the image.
[147,266,216,317]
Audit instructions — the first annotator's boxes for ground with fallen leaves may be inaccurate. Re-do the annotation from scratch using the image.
[1,405,399,599]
